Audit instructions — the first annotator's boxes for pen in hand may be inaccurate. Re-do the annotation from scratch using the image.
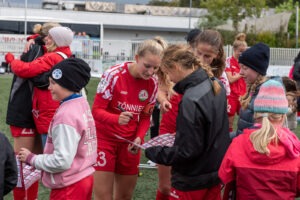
[117,105,133,119]
[117,105,126,112]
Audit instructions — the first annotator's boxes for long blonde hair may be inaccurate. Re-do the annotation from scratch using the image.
[250,113,285,154]
[161,44,222,95]
[240,75,267,109]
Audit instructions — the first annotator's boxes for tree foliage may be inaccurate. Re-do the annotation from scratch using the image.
[275,0,298,37]
[200,0,266,32]
[178,0,201,7]
[148,0,202,7]
[148,0,179,6]
[266,0,287,8]
[275,0,296,12]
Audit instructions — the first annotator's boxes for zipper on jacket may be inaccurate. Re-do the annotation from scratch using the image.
[50,173,56,185]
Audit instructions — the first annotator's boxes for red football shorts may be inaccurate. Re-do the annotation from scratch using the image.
[49,175,93,200]
[169,184,221,200]
[94,139,140,175]
[10,125,37,137]
[227,96,241,117]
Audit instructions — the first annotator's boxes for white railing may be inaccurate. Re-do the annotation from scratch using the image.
[0,37,296,77]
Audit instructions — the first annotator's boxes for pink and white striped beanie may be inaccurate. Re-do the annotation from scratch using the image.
[254,79,288,114]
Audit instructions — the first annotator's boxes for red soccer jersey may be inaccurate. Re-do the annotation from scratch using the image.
[225,56,246,97]
[92,62,158,142]
[159,93,182,135]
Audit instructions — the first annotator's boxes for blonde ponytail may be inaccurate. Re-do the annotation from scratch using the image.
[250,113,284,154]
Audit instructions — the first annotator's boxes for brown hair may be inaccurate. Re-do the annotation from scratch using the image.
[192,29,225,78]
[233,33,247,50]
[161,44,222,95]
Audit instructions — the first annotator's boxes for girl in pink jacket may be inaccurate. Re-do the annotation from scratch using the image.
[18,58,97,200]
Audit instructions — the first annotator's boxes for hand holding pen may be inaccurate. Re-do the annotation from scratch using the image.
[117,105,133,125]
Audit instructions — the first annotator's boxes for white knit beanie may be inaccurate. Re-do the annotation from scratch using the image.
[49,27,74,47]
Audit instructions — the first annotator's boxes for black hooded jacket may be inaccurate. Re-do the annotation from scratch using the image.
[145,68,230,191]
[6,36,45,128]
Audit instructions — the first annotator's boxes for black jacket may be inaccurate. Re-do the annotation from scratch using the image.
[293,60,300,88]
[236,83,261,136]
[6,37,44,128]
[0,133,17,199]
[145,69,230,191]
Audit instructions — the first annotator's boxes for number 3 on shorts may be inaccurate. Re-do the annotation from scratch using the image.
[95,151,107,167]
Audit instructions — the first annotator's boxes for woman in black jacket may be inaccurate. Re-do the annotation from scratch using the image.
[145,44,230,200]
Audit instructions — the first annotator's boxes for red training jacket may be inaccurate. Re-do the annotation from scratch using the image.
[11,46,72,134]
[219,129,300,200]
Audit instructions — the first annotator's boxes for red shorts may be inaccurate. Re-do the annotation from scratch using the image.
[10,126,37,137]
[50,175,93,200]
[227,96,241,117]
[94,139,140,175]
[169,184,221,200]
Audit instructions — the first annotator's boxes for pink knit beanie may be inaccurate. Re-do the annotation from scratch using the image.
[254,79,288,114]
[49,27,74,47]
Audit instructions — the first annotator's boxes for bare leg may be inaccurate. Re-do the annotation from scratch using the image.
[114,174,138,200]
[14,136,42,154]
[228,115,235,132]
[157,164,171,195]
[93,171,114,200]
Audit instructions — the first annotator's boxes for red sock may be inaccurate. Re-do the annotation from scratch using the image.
[27,181,39,200]
[156,189,170,200]
[13,187,26,200]
[13,181,39,200]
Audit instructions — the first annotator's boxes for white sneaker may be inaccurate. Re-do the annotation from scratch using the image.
[147,160,157,167]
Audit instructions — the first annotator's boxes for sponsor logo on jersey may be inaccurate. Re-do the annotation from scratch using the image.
[117,101,144,113]
[138,90,148,101]
[120,91,128,95]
